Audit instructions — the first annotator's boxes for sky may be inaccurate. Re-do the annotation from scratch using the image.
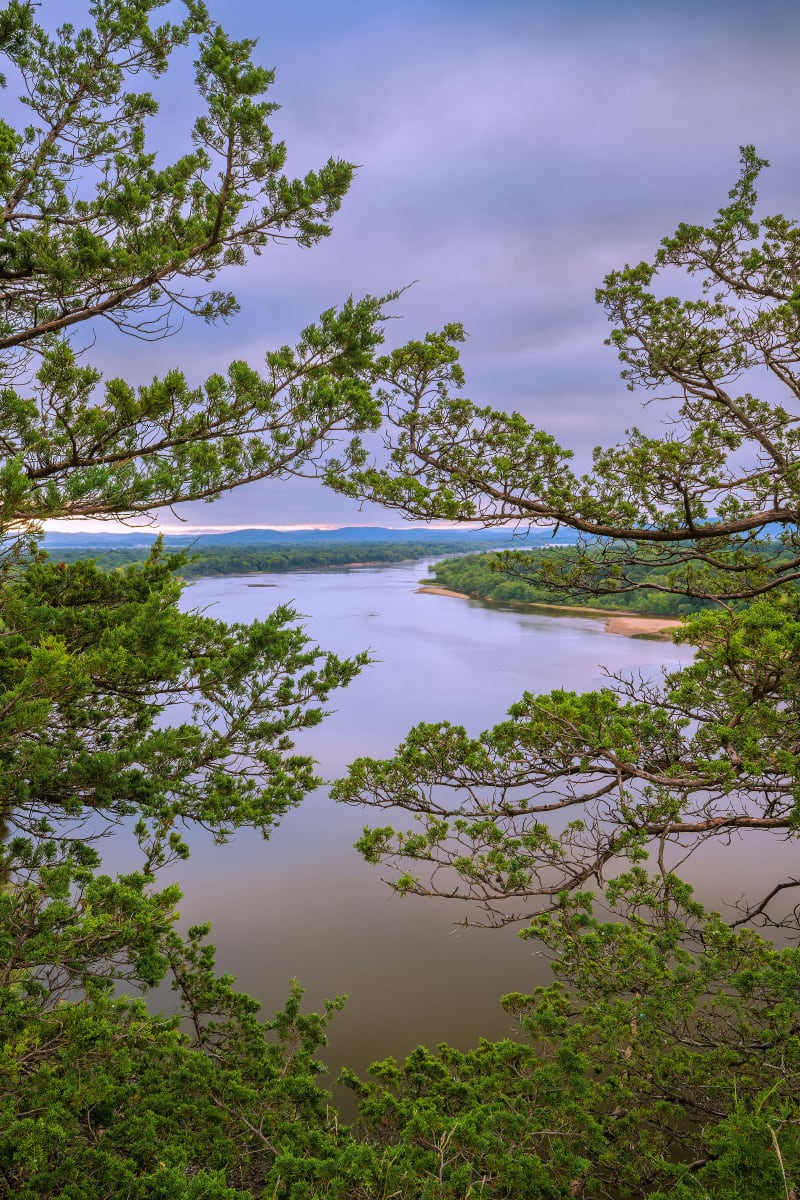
[39,0,800,532]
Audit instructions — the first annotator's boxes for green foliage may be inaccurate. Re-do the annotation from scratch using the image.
[2,4,800,1195]
[328,149,800,1193]
[0,541,368,854]
[0,0,385,863]
[330,151,800,946]
[335,592,800,937]
[0,0,390,526]
[334,879,800,1198]
[0,298,386,525]
[0,0,354,353]
[1,888,359,1198]
[0,5,384,1194]
[330,146,800,605]
[6,849,800,1196]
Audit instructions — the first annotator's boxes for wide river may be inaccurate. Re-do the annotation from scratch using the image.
[128,560,772,1083]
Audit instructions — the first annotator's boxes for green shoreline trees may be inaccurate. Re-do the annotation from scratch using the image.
[427,548,715,615]
[1,1,800,1195]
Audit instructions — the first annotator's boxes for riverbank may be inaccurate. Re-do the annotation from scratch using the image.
[416,585,683,639]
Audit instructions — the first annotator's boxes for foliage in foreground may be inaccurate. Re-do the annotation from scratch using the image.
[4,869,799,1198]
[335,590,800,935]
[1,1,800,1196]
[332,144,800,606]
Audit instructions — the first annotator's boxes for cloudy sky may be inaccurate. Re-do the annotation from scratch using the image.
[46,0,800,531]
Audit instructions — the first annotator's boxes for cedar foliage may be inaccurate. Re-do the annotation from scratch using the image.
[1,4,799,1196]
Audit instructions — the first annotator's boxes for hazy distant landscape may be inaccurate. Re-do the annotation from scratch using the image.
[42,525,574,580]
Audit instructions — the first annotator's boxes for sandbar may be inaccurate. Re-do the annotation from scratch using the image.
[603,614,682,638]
[416,585,471,600]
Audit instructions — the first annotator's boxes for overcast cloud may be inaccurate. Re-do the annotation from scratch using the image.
[41,0,800,531]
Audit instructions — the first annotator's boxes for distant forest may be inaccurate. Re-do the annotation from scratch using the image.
[46,539,505,578]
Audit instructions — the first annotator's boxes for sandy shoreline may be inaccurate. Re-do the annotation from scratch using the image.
[418,585,471,600]
[415,585,683,639]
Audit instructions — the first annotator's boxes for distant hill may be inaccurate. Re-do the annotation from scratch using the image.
[42,525,579,550]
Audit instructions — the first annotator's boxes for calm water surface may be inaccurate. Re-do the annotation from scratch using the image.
[141,560,705,1080]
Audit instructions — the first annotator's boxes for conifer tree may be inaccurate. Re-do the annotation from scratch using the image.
[2,4,800,1194]
[0,5,381,1192]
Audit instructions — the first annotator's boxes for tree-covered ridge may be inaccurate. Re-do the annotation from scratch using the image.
[427,548,718,615]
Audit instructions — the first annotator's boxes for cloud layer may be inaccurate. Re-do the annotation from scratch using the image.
[47,0,800,529]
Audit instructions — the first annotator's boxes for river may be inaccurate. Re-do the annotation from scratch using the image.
[121,558,713,1083]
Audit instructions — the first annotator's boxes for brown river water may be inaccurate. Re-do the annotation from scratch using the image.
[105,560,790,1085]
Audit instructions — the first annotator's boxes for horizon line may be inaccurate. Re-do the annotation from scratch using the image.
[40,519,488,535]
